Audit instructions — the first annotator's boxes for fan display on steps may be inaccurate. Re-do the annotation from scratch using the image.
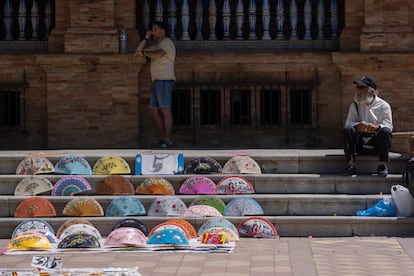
[112,219,149,236]
[189,195,226,214]
[12,219,55,238]
[237,217,278,239]
[223,197,264,216]
[15,156,55,175]
[58,233,101,249]
[179,176,217,195]
[184,157,223,174]
[62,198,104,217]
[197,217,239,238]
[136,177,175,195]
[147,196,187,217]
[165,219,198,238]
[14,197,56,218]
[183,205,223,218]
[105,196,146,217]
[56,219,95,239]
[51,176,92,196]
[14,176,53,196]
[59,223,102,241]
[97,175,135,195]
[92,156,131,175]
[54,154,92,175]
[222,155,262,174]
[216,176,255,194]
[104,227,147,248]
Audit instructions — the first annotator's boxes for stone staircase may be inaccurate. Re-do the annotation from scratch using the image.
[0,149,413,239]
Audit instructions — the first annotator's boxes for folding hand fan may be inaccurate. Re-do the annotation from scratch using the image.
[111,218,149,236]
[197,217,239,237]
[183,205,223,218]
[147,196,187,216]
[166,218,197,238]
[179,176,217,195]
[14,197,56,218]
[190,195,226,214]
[222,155,261,174]
[52,176,92,196]
[216,176,255,194]
[184,157,223,174]
[97,175,135,195]
[12,219,55,238]
[92,156,131,175]
[56,219,94,239]
[62,198,104,217]
[104,227,147,248]
[15,229,59,243]
[8,233,52,251]
[237,217,278,238]
[223,197,264,216]
[136,177,175,195]
[147,227,189,245]
[58,233,101,249]
[16,156,55,175]
[54,154,92,175]
[105,196,146,217]
[59,223,102,240]
[14,176,53,196]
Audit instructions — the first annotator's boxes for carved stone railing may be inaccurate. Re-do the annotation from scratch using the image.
[136,0,343,50]
[0,0,54,50]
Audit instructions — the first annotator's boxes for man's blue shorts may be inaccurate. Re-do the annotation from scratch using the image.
[149,80,175,108]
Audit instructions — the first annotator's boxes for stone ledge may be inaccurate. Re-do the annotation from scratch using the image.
[392,131,414,155]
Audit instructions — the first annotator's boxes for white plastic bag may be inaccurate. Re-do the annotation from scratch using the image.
[391,184,414,217]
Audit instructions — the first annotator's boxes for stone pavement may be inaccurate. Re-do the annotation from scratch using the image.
[1,237,414,275]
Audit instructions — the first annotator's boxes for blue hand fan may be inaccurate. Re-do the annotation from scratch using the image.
[106,196,146,217]
[52,176,92,196]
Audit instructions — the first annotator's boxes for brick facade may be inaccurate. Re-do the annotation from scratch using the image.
[1,0,414,151]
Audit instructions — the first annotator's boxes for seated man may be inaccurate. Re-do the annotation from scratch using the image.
[342,75,393,176]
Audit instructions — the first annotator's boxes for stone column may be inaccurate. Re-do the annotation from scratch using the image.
[48,0,70,52]
[338,0,363,51]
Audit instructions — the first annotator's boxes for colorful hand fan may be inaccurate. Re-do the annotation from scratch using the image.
[222,156,261,174]
[200,226,239,242]
[16,157,55,175]
[58,233,101,249]
[216,176,255,194]
[147,196,187,216]
[223,197,264,216]
[14,176,53,196]
[92,156,131,175]
[183,205,223,218]
[184,157,223,174]
[62,198,104,217]
[166,219,197,238]
[179,176,217,195]
[14,197,56,218]
[96,175,135,195]
[104,227,147,248]
[112,219,149,236]
[59,224,102,240]
[148,222,191,239]
[15,229,59,243]
[105,196,146,217]
[136,177,175,195]
[237,217,278,238]
[52,176,92,196]
[197,217,239,237]
[190,196,226,214]
[56,219,94,238]
[147,227,189,245]
[54,154,92,175]
[8,233,52,251]
[12,219,55,238]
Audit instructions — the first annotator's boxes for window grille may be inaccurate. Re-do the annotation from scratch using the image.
[172,89,191,126]
[200,89,221,126]
[260,89,281,125]
[230,89,251,126]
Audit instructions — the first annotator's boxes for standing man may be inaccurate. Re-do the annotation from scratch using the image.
[135,21,176,148]
[342,75,393,176]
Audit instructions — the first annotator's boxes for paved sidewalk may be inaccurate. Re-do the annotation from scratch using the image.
[1,237,414,275]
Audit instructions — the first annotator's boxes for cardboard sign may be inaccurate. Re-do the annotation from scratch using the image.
[135,153,184,175]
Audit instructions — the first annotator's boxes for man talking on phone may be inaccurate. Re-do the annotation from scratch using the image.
[135,21,176,148]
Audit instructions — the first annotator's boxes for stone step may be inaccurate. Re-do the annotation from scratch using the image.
[0,173,404,195]
[0,149,408,175]
[1,216,414,239]
[0,194,386,218]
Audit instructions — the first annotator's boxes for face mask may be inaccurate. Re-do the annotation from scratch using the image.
[354,93,374,105]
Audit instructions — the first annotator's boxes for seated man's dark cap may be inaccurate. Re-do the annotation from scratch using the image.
[152,21,167,30]
[353,75,377,90]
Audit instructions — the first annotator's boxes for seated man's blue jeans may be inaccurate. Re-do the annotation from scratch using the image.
[342,126,392,162]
